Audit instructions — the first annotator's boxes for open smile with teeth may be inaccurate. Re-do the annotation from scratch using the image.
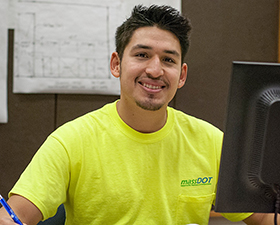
[139,82,166,90]
[143,83,162,89]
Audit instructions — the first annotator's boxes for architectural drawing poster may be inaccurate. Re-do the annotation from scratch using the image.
[0,0,8,123]
[11,0,181,95]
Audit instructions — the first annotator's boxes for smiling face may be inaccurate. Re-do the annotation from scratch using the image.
[111,26,187,112]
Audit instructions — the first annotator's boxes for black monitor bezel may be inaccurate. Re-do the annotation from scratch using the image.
[215,61,280,213]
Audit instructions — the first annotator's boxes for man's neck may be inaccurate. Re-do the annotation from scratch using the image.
[116,100,168,133]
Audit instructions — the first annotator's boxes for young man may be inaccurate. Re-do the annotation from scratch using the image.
[0,4,277,225]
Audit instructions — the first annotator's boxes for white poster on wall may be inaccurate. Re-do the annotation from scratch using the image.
[0,0,8,123]
[10,0,181,95]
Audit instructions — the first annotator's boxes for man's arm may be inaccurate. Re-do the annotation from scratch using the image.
[243,212,279,225]
[0,195,42,225]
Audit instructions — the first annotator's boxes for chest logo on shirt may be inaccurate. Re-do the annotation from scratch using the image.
[181,176,213,187]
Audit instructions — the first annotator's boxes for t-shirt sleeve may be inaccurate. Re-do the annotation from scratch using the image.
[9,135,70,220]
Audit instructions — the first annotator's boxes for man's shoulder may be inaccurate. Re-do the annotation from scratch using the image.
[169,107,223,137]
[53,102,116,136]
[170,107,217,127]
[66,101,115,124]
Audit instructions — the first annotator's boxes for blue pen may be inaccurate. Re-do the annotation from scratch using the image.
[0,194,23,225]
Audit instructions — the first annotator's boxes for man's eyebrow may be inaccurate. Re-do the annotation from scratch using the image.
[131,44,152,50]
[164,49,180,57]
[131,44,180,57]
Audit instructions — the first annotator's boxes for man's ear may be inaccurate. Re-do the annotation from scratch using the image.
[178,63,188,89]
[110,52,121,78]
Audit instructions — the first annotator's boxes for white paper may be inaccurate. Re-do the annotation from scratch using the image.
[0,0,8,123]
[12,0,181,94]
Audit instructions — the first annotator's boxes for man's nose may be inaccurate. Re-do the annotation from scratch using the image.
[145,56,164,77]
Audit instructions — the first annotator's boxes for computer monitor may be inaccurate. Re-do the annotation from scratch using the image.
[215,61,280,213]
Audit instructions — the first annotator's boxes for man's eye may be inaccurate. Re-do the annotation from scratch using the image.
[164,57,175,63]
[136,53,148,58]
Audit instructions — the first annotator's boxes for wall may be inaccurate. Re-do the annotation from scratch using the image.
[0,0,279,206]
[179,0,279,130]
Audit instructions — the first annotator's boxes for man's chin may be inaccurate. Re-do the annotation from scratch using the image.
[135,100,163,111]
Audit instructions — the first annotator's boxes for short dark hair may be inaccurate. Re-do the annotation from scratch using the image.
[115,4,192,63]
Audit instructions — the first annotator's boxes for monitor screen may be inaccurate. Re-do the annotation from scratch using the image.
[215,61,280,213]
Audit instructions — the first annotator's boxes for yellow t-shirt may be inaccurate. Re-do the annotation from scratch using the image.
[10,101,251,224]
